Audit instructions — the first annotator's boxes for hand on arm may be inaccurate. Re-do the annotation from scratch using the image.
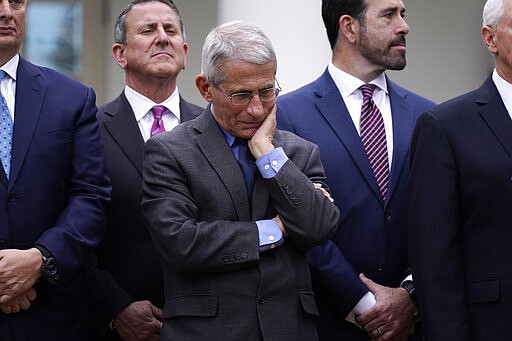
[112,300,163,341]
[355,274,415,341]
[272,215,287,236]
[0,248,42,302]
[314,182,334,203]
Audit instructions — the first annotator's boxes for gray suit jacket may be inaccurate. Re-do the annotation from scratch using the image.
[142,107,340,341]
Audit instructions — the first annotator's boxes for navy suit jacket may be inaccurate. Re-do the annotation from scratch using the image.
[0,58,111,340]
[277,69,434,340]
[409,75,512,340]
[87,92,202,339]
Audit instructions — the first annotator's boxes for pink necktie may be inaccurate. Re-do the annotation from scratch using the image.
[150,105,166,137]
[360,84,389,200]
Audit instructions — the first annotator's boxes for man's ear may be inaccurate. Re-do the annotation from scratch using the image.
[195,75,213,102]
[339,14,359,44]
[482,25,498,55]
[112,43,127,70]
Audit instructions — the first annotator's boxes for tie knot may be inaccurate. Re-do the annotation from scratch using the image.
[360,84,377,100]
[151,105,166,119]
[233,137,248,147]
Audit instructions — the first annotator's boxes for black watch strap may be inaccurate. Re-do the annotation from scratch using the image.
[400,280,416,303]
[34,245,60,285]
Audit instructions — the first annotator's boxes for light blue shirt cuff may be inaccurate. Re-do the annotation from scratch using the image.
[256,219,283,252]
[255,147,288,179]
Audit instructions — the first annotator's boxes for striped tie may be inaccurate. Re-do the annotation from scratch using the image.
[360,84,389,200]
[150,105,166,137]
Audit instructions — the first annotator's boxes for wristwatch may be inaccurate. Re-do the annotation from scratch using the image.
[34,245,60,285]
[400,280,416,304]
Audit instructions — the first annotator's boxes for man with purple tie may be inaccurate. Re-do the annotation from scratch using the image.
[87,1,202,340]
[276,0,435,339]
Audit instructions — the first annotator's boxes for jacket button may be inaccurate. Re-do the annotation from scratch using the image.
[7,192,15,202]
[377,264,384,271]
[258,296,266,304]
[384,213,391,221]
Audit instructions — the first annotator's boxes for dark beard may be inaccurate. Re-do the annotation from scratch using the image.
[358,30,407,71]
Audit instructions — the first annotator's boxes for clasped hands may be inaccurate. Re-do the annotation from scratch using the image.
[0,248,42,314]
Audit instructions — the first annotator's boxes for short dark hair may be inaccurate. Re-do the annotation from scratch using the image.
[114,0,184,44]
[322,0,368,49]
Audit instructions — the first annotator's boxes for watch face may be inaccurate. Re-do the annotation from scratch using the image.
[42,256,59,284]
[401,281,415,294]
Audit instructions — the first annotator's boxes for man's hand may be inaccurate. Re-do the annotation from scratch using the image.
[248,105,276,159]
[272,215,288,236]
[112,300,163,341]
[0,287,37,314]
[314,183,334,202]
[355,274,415,341]
[0,248,42,302]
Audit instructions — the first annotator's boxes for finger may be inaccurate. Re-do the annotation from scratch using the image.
[10,304,20,313]
[26,288,37,301]
[359,273,378,292]
[151,305,163,319]
[18,295,31,310]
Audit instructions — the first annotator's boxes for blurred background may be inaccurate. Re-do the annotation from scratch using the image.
[25,0,491,106]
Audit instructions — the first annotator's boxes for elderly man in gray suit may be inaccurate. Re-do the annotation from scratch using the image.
[142,21,340,341]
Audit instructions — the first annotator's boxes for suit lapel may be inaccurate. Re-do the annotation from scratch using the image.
[8,59,46,188]
[478,77,512,159]
[102,94,145,175]
[193,109,252,220]
[314,71,384,203]
[386,79,416,204]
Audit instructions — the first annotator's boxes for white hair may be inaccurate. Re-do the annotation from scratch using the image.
[483,0,504,28]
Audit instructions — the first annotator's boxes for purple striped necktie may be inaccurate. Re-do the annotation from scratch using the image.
[150,105,166,137]
[359,84,389,200]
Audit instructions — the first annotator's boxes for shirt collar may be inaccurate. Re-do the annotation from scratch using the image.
[125,85,181,122]
[1,54,19,81]
[327,61,388,98]
[492,69,512,116]
[210,104,237,147]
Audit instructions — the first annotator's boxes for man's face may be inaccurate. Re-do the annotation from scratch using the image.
[208,60,276,139]
[357,0,409,71]
[0,0,26,60]
[119,1,188,82]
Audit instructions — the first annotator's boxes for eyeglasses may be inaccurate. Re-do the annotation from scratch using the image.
[217,79,282,106]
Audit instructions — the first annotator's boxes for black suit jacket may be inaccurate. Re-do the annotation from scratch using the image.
[408,75,512,340]
[87,92,202,339]
[142,108,340,341]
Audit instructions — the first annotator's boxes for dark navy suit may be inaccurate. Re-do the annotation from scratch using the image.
[277,69,434,340]
[409,75,512,340]
[0,58,111,340]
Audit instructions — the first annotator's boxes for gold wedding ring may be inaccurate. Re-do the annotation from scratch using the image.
[377,326,383,336]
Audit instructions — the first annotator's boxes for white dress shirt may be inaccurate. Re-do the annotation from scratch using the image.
[0,54,19,121]
[492,69,512,119]
[328,62,394,167]
[124,85,181,142]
